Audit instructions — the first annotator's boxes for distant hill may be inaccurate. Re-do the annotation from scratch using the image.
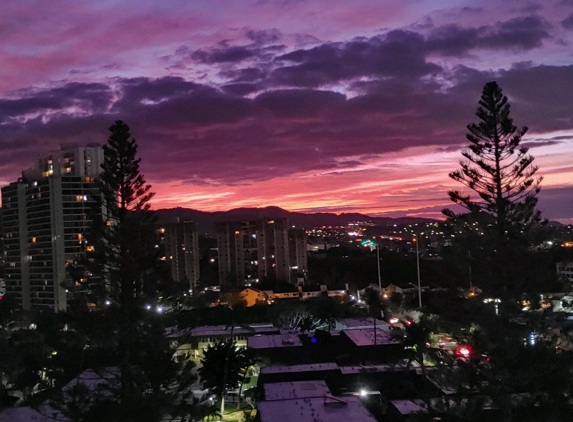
[154,206,433,234]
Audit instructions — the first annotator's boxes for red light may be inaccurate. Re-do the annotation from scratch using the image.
[404,318,413,326]
[455,345,472,358]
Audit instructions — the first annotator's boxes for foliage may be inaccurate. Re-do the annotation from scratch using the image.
[443,82,545,298]
[198,341,254,409]
[443,81,543,235]
[273,306,329,332]
[88,120,158,307]
[37,121,190,422]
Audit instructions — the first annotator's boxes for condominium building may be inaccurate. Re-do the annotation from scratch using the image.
[216,221,254,286]
[557,262,573,285]
[288,228,308,279]
[1,144,103,311]
[163,221,200,292]
[216,218,307,286]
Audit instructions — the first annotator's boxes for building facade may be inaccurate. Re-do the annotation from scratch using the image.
[1,144,103,311]
[288,228,308,281]
[164,221,200,292]
[216,218,307,287]
[557,262,573,285]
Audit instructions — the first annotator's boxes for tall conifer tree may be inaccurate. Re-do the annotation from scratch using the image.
[443,82,544,297]
[97,120,155,307]
[443,81,542,235]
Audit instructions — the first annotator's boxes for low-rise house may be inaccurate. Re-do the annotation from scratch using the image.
[0,407,67,422]
[258,380,378,422]
[335,317,390,332]
[240,287,270,306]
[168,323,280,359]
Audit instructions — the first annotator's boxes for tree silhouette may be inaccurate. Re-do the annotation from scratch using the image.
[93,120,156,307]
[444,81,542,234]
[198,341,253,418]
[71,121,173,422]
[443,82,544,297]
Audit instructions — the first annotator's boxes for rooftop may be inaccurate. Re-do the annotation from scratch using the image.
[0,407,67,422]
[261,363,340,375]
[62,367,120,394]
[339,363,411,374]
[391,400,428,415]
[258,395,378,422]
[343,328,398,347]
[190,323,278,337]
[264,380,331,401]
[248,333,303,349]
[335,318,390,331]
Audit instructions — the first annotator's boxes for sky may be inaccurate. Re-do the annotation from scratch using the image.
[1,0,573,222]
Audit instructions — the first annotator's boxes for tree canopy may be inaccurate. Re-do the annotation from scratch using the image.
[444,81,543,237]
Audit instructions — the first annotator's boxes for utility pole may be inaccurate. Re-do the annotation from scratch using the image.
[415,235,422,308]
[468,250,473,291]
[377,244,382,292]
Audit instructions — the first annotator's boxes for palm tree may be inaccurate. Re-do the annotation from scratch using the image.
[198,340,253,418]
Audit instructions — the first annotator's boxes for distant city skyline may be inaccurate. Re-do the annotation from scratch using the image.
[1,0,572,223]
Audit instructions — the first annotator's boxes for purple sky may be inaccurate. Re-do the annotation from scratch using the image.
[1,0,572,222]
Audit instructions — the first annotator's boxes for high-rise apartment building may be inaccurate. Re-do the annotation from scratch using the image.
[216,221,251,286]
[257,219,290,283]
[216,218,307,286]
[164,221,200,292]
[288,228,308,279]
[1,144,103,311]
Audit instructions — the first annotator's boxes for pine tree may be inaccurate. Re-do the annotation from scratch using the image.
[443,82,544,297]
[444,81,542,236]
[198,340,254,417]
[97,120,156,308]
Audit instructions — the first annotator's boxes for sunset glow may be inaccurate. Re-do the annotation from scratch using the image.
[1,0,573,222]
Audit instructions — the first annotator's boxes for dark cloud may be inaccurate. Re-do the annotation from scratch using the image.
[521,140,563,148]
[538,186,573,220]
[272,31,440,87]
[495,65,573,132]
[0,21,572,189]
[562,14,573,29]
[219,67,268,83]
[192,46,254,64]
[115,76,205,106]
[254,89,345,117]
[427,16,551,56]
[246,28,281,44]
[221,83,261,96]
[0,82,112,122]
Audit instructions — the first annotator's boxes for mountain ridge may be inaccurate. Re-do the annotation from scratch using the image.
[154,206,434,234]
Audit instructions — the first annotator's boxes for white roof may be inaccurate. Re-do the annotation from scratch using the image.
[264,381,331,401]
[62,367,120,394]
[336,318,390,331]
[189,324,278,337]
[391,400,428,415]
[339,363,411,374]
[258,395,378,422]
[248,334,303,349]
[261,363,339,374]
[0,407,68,422]
[343,328,398,346]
